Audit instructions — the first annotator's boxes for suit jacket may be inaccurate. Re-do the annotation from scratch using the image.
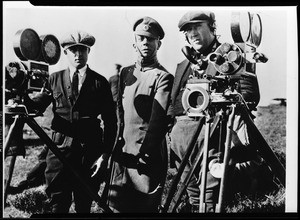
[32,66,117,153]
[30,66,117,191]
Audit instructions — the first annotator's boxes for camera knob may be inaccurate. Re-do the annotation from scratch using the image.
[227,51,241,63]
[209,53,224,65]
[253,52,268,63]
[221,43,232,53]
[220,62,232,73]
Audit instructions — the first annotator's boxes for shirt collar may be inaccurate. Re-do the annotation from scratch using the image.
[69,65,87,77]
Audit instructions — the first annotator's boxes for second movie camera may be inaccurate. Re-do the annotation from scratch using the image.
[181,12,268,117]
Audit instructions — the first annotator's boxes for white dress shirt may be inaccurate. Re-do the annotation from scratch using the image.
[69,65,87,92]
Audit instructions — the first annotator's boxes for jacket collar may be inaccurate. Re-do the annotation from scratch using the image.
[135,56,160,71]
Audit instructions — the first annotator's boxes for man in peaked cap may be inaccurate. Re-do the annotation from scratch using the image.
[25,30,117,213]
[167,10,272,213]
[94,16,173,212]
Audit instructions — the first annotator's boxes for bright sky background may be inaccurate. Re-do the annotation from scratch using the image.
[3,2,298,211]
[3,3,297,107]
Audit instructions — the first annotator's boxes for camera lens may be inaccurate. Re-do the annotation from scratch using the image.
[188,91,204,108]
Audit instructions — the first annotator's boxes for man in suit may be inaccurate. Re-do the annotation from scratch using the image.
[168,11,265,212]
[93,16,173,213]
[26,30,117,213]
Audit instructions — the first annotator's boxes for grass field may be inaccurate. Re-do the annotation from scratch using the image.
[2,103,287,217]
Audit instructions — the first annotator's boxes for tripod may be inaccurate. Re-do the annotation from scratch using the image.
[3,104,112,213]
[160,101,286,213]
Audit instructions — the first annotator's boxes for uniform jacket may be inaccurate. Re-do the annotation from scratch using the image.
[108,61,174,212]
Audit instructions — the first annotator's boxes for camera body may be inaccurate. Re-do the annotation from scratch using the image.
[181,12,267,117]
[5,28,61,105]
[5,28,61,115]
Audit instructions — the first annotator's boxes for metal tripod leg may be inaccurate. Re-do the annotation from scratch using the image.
[160,116,205,213]
[169,114,221,213]
[24,116,113,213]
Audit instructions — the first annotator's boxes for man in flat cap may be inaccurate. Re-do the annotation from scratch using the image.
[25,30,117,213]
[94,16,173,212]
[167,11,273,212]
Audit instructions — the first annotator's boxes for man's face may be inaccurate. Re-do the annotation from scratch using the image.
[134,35,161,58]
[185,22,215,53]
[64,45,89,69]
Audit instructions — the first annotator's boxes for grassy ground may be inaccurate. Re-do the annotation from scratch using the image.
[2,104,286,217]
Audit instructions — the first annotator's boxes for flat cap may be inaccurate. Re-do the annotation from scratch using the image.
[178,11,215,31]
[60,30,95,50]
[133,16,165,40]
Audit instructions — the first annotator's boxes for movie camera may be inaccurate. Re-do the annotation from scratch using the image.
[161,12,285,214]
[5,28,61,104]
[181,12,268,117]
[4,29,113,212]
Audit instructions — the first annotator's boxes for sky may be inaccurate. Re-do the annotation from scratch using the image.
[3,3,298,107]
[2,3,298,211]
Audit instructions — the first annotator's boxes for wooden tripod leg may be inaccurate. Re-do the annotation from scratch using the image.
[240,106,286,187]
[25,116,113,213]
[199,114,211,213]
[4,115,25,204]
[4,115,23,158]
[4,155,17,204]
[169,114,221,213]
[215,105,236,213]
[160,117,205,213]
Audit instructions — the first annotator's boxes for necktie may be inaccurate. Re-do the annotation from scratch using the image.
[72,70,79,98]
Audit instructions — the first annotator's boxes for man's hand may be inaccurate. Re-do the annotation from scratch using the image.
[90,153,109,178]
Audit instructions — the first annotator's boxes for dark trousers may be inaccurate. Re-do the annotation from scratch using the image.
[45,144,101,213]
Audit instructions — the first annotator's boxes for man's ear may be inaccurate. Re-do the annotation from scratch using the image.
[157,40,162,51]
[87,48,91,54]
[133,43,138,52]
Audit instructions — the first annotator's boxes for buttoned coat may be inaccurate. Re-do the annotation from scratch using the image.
[30,66,117,194]
[107,62,174,212]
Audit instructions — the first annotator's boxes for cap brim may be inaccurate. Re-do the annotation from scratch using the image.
[134,31,158,39]
[179,20,208,31]
[63,43,91,50]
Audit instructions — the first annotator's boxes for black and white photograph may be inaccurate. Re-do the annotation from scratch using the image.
[2,2,298,218]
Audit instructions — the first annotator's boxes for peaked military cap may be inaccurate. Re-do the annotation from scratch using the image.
[60,30,96,50]
[178,11,215,31]
[133,16,165,40]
